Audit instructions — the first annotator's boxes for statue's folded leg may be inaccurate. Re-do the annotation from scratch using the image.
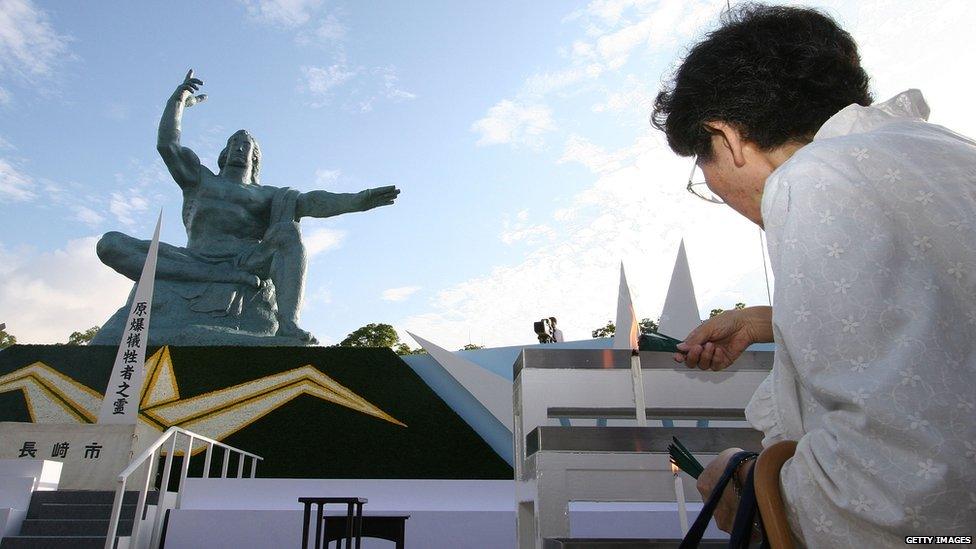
[240,221,315,343]
[96,230,259,287]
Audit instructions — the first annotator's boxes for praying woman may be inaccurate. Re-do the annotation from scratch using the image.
[653,5,975,547]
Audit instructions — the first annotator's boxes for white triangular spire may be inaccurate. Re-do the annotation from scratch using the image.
[99,210,162,423]
[657,239,701,340]
[408,332,513,432]
[613,262,639,351]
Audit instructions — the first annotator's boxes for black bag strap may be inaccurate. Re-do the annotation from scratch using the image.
[678,451,757,549]
[727,457,769,549]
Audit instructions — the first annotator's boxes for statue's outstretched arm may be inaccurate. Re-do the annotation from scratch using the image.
[157,70,207,190]
[295,185,400,220]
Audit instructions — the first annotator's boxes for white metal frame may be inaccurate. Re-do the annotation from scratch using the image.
[104,426,263,549]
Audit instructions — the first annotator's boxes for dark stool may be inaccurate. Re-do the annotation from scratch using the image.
[299,497,367,549]
[325,515,410,549]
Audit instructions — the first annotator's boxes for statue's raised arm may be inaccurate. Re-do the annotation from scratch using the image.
[295,185,400,220]
[157,70,207,190]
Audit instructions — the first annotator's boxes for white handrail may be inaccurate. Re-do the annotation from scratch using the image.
[104,426,263,549]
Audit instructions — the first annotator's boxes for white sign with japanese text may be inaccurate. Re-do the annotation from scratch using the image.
[98,212,161,424]
[0,422,156,489]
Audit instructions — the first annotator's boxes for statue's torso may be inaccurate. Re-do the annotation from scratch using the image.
[183,170,276,257]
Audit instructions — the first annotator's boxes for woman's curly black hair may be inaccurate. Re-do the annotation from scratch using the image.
[651,3,873,159]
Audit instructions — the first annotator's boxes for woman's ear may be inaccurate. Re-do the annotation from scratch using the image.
[704,121,747,168]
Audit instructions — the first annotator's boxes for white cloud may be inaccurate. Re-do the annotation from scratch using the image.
[574,0,715,72]
[0,158,35,201]
[500,210,557,245]
[469,1,712,152]
[553,207,576,222]
[0,237,133,343]
[471,100,556,148]
[500,224,556,245]
[558,134,633,174]
[591,75,653,115]
[401,135,771,350]
[381,286,421,302]
[0,86,10,105]
[0,0,70,83]
[109,190,149,227]
[185,125,228,170]
[308,167,360,193]
[97,158,176,232]
[300,64,355,105]
[310,286,332,304]
[296,12,347,45]
[829,0,976,138]
[263,6,413,113]
[387,89,416,101]
[314,168,341,186]
[585,0,646,25]
[313,13,346,41]
[243,0,321,27]
[302,64,355,94]
[571,40,596,59]
[73,205,104,226]
[303,227,345,257]
[114,157,172,191]
[244,0,348,52]
[594,17,654,69]
[301,285,333,314]
[327,66,416,113]
[523,66,601,97]
[376,66,417,102]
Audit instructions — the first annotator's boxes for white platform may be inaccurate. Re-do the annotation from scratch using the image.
[179,478,516,511]
[164,478,724,548]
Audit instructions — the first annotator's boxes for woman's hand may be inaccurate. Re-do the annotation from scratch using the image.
[697,447,755,533]
[675,306,773,371]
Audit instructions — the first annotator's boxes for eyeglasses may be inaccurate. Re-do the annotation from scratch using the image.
[686,156,724,204]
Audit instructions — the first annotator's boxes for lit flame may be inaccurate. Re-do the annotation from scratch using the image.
[671,462,679,475]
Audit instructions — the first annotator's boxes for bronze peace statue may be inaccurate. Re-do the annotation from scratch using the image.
[92,70,400,346]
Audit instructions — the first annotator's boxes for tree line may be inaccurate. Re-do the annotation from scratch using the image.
[0,325,101,350]
[0,304,746,352]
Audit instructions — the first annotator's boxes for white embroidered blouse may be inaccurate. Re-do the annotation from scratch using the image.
[745,90,976,547]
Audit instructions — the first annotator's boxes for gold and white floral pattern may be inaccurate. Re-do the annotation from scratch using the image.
[0,346,406,450]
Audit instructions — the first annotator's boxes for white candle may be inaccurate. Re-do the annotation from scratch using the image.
[673,463,689,534]
[630,353,647,426]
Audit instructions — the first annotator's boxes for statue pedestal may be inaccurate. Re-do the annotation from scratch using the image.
[0,422,157,490]
[91,279,308,347]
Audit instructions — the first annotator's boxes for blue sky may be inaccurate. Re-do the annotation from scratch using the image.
[1,0,974,349]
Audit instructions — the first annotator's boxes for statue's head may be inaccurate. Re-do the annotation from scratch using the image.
[218,129,261,185]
